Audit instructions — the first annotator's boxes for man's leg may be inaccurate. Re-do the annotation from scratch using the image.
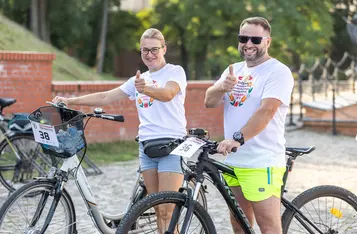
[252,196,282,234]
[237,167,285,234]
[230,186,255,234]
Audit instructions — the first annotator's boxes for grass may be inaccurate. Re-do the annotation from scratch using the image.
[85,141,138,165]
[0,13,117,81]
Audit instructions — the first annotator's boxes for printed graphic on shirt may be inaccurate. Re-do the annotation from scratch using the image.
[136,80,157,108]
[228,75,254,107]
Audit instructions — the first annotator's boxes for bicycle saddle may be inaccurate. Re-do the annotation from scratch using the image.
[286,147,315,155]
[0,98,16,109]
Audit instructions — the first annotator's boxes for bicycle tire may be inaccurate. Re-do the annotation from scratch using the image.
[131,178,208,206]
[282,185,357,234]
[0,179,76,234]
[116,191,216,234]
[0,134,56,192]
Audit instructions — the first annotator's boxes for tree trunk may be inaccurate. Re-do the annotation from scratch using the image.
[194,44,208,80]
[96,0,109,74]
[39,0,50,42]
[30,0,40,37]
[178,27,189,79]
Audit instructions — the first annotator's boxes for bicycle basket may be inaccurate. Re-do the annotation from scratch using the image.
[28,106,86,158]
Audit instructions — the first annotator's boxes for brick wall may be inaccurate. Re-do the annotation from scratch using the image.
[1,51,224,142]
[0,51,55,114]
[52,81,224,142]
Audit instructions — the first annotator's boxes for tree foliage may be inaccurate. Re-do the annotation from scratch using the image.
[1,0,354,80]
[150,0,335,78]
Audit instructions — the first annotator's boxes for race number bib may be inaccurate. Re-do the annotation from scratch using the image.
[31,121,59,147]
[170,137,205,158]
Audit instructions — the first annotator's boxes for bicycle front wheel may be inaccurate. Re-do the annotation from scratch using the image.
[0,134,56,191]
[0,179,76,234]
[282,185,357,234]
[116,191,216,234]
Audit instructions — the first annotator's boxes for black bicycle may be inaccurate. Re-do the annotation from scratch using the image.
[117,128,357,234]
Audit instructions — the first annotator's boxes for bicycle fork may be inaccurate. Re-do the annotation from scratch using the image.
[28,178,66,234]
[165,175,203,234]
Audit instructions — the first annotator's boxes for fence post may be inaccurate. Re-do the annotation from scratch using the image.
[298,73,303,121]
[288,92,295,126]
[352,60,356,93]
[332,83,337,136]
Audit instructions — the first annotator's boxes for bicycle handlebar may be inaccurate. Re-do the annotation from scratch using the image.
[167,135,237,155]
[47,101,125,123]
[85,113,124,122]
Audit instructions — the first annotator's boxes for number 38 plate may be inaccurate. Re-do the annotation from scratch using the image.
[30,121,59,147]
[170,137,205,158]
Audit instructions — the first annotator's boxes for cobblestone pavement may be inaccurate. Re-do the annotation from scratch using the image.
[1,129,357,233]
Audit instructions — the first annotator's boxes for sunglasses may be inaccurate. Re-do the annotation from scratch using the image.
[237,35,271,45]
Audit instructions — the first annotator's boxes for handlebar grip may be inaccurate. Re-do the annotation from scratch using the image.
[57,102,67,108]
[101,115,125,122]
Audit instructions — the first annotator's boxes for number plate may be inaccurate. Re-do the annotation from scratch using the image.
[31,121,59,147]
[170,137,205,158]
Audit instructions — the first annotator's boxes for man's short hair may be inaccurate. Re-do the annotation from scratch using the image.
[240,17,271,34]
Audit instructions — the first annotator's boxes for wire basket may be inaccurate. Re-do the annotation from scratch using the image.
[28,106,86,159]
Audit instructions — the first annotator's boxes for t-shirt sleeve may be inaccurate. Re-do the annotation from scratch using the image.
[168,66,187,93]
[262,66,294,105]
[119,76,136,100]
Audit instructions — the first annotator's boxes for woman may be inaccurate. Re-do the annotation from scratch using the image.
[53,28,187,232]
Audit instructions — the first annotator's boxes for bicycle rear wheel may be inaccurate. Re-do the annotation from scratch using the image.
[0,134,56,191]
[282,185,357,234]
[0,179,76,234]
[116,191,216,234]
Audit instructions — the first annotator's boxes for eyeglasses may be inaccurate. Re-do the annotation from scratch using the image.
[237,35,271,45]
[140,46,164,55]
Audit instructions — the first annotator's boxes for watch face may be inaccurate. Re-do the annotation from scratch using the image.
[233,132,242,140]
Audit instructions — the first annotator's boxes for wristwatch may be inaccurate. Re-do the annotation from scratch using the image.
[233,131,245,146]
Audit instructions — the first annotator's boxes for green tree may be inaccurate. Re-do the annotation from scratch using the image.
[330,0,357,59]
[150,0,335,79]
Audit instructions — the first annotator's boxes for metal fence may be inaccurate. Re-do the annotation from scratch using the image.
[288,52,357,135]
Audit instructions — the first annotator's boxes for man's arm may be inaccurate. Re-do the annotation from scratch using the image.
[204,84,226,108]
[143,81,180,102]
[216,97,282,154]
[205,64,237,108]
[240,98,281,141]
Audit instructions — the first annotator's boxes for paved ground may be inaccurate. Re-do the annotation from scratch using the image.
[1,129,357,233]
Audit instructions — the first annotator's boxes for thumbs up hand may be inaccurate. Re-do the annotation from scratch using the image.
[134,70,146,93]
[219,64,237,92]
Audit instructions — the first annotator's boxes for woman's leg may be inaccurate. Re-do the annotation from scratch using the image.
[142,169,159,194]
[157,155,184,233]
[139,143,159,195]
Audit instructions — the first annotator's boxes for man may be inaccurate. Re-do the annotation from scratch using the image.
[204,17,294,234]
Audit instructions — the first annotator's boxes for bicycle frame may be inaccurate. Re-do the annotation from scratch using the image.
[177,148,324,234]
[57,154,143,234]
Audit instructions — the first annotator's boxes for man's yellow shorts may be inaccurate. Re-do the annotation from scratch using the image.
[223,166,286,202]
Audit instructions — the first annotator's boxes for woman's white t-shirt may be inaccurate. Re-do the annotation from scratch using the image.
[120,64,187,141]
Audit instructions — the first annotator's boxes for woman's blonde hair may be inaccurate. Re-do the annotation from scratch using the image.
[140,28,166,46]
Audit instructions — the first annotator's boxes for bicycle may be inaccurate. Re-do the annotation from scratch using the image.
[117,130,357,234]
[0,97,56,192]
[0,103,207,234]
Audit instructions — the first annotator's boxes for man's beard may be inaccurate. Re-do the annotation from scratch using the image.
[239,46,266,61]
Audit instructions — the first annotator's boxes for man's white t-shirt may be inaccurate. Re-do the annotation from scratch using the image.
[120,64,187,142]
[216,58,294,168]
